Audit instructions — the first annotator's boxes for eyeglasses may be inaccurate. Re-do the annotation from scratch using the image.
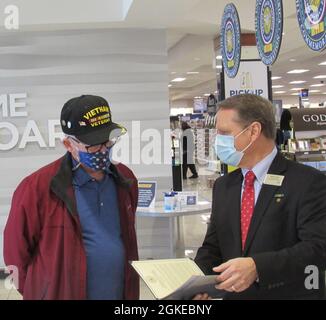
[69,136,119,154]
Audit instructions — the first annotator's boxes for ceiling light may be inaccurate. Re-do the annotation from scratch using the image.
[289,80,306,84]
[168,84,172,88]
[271,76,282,80]
[291,93,299,96]
[216,55,222,60]
[287,69,309,74]
[310,83,325,87]
[309,90,321,93]
[290,87,304,91]
[187,72,199,74]
[274,91,286,94]
[272,85,284,88]
[216,65,222,69]
[314,75,326,79]
[194,96,202,99]
[204,94,211,97]
[319,61,326,65]
[290,59,296,62]
[171,77,186,82]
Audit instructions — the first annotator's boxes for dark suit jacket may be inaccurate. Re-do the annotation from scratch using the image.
[195,152,326,300]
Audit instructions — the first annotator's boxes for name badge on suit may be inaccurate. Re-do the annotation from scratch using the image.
[263,174,284,187]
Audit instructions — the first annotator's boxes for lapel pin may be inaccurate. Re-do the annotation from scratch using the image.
[274,193,285,198]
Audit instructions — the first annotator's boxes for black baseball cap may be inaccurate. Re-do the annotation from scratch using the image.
[60,95,127,145]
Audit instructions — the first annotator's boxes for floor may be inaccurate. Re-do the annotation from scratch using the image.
[0,166,217,300]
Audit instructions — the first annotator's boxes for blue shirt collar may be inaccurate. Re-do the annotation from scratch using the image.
[72,157,114,187]
[242,147,278,185]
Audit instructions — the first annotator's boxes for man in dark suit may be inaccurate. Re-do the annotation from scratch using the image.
[194,94,326,300]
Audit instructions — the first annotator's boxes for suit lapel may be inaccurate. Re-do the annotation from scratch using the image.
[226,170,243,257]
[243,152,288,255]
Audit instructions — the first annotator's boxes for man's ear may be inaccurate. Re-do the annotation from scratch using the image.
[251,122,262,141]
[63,137,73,153]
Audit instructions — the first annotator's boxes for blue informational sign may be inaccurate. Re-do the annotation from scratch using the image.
[186,196,197,206]
[221,3,241,78]
[301,88,309,97]
[296,0,326,51]
[138,181,157,208]
[255,0,284,65]
[190,114,204,120]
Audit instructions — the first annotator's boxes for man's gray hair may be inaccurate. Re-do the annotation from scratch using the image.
[218,94,276,140]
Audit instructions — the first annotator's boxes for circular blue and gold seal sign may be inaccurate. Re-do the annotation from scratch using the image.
[255,0,283,65]
[296,0,326,51]
[221,3,241,78]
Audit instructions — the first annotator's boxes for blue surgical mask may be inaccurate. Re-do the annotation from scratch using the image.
[77,148,112,172]
[214,126,253,167]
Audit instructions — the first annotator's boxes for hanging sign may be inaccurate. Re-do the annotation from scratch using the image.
[221,3,242,78]
[291,108,326,132]
[296,0,326,51]
[224,60,270,99]
[255,0,284,65]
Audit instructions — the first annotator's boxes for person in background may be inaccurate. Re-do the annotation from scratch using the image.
[280,109,292,146]
[181,122,198,179]
[194,94,326,300]
[275,127,284,150]
[4,95,139,300]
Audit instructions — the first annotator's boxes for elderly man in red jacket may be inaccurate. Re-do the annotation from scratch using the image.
[4,95,139,300]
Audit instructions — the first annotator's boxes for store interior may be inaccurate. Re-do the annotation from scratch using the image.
[168,0,326,247]
[0,0,325,300]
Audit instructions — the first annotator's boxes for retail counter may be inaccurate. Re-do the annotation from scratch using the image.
[136,200,211,259]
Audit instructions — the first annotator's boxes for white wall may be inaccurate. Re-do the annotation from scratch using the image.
[0,28,172,266]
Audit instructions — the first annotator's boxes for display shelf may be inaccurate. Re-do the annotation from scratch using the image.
[293,150,326,156]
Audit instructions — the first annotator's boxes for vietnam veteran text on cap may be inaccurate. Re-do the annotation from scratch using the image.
[61,95,127,145]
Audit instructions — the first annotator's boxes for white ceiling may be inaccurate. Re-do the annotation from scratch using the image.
[0,0,325,104]
[0,0,134,25]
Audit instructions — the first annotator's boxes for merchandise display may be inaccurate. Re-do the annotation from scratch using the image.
[283,125,326,174]
[170,113,218,170]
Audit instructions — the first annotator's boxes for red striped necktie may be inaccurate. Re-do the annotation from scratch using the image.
[241,171,256,251]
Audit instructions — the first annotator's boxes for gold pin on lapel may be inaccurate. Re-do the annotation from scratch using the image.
[274,193,284,198]
[274,193,284,203]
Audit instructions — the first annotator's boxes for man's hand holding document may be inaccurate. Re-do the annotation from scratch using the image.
[131,258,225,300]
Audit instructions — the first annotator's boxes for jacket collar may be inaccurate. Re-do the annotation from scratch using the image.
[226,151,287,187]
[50,153,76,215]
